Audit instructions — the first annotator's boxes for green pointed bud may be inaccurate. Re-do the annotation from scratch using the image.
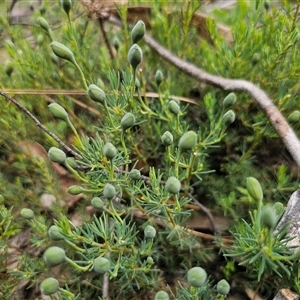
[287,110,300,123]
[178,131,197,152]
[246,177,263,202]
[48,147,66,164]
[51,53,59,64]
[38,17,50,33]
[155,70,163,87]
[51,71,59,80]
[103,183,116,200]
[43,246,66,267]
[93,257,110,274]
[166,176,181,194]
[112,37,120,51]
[39,5,46,15]
[60,0,72,17]
[37,34,44,46]
[144,225,156,239]
[131,20,146,44]
[48,103,69,122]
[0,195,4,204]
[48,225,64,241]
[222,110,235,125]
[103,143,117,160]
[128,44,142,70]
[217,279,230,295]
[40,278,59,296]
[121,112,136,130]
[251,53,260,65]
[161,131,173,146]
[272,202,285,220]
[129,169,141,180]
[50,41,76,65]
[66,157,77,168]
[155,291,169,300]
[68,185,85,195]
[146,256,154,265]
[20,208,34,219]
[29,2,35,11]
[91,197,104,209]
[88,84,106,103]
[168,100,180,115]
[4,60,13,77]
[261,204,277,230]
[187,267,207,287]
[223,93,236,108]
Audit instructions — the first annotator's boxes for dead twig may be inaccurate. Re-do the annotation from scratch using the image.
[0,90,82,159]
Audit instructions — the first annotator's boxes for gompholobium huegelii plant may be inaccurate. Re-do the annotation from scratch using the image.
[11,12,270,299]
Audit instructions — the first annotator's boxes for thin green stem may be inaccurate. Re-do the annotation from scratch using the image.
[64,161,89,183]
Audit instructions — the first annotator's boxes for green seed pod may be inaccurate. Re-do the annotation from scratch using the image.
[37,34,44,46]
[222,110,236,126]
[91,197,104,209]
[144,225,156,239]
[128,43,143,70]
[0,195,4,204]
[93,256,110,274]
[38,17,50,33]
[261,204,277,230]
[155,70,163,87]
[50,41,76,65]
[154,291,169,300]
[66,157,77,168]
[51,53,59,64]
[161,131,173,146]
[112,37,120,52]
[131,20,146,44]
[68,185,85,195]
[20,208,34,219]
[4,60,13,77]
[103,143,117,160]
[60,0,72,17]
[121,112,136,130]
[166,176,181,194]
[129,169,141,180]
[287,110,300,123]
[222,93,236,109]
[187,267,207,287]
[168,100,180,115]
[103,183,116,200]
[48,103,69,122]
[40,277,59,296]
[88,84,106,103]
[48,147,66,164]
[246,177,263,202]
[217,279,230,295]
[178,131,197,152]
[48,225,64,241]
[43,246,66,267]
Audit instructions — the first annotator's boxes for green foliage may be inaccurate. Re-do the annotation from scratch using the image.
[1,0,300,299]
